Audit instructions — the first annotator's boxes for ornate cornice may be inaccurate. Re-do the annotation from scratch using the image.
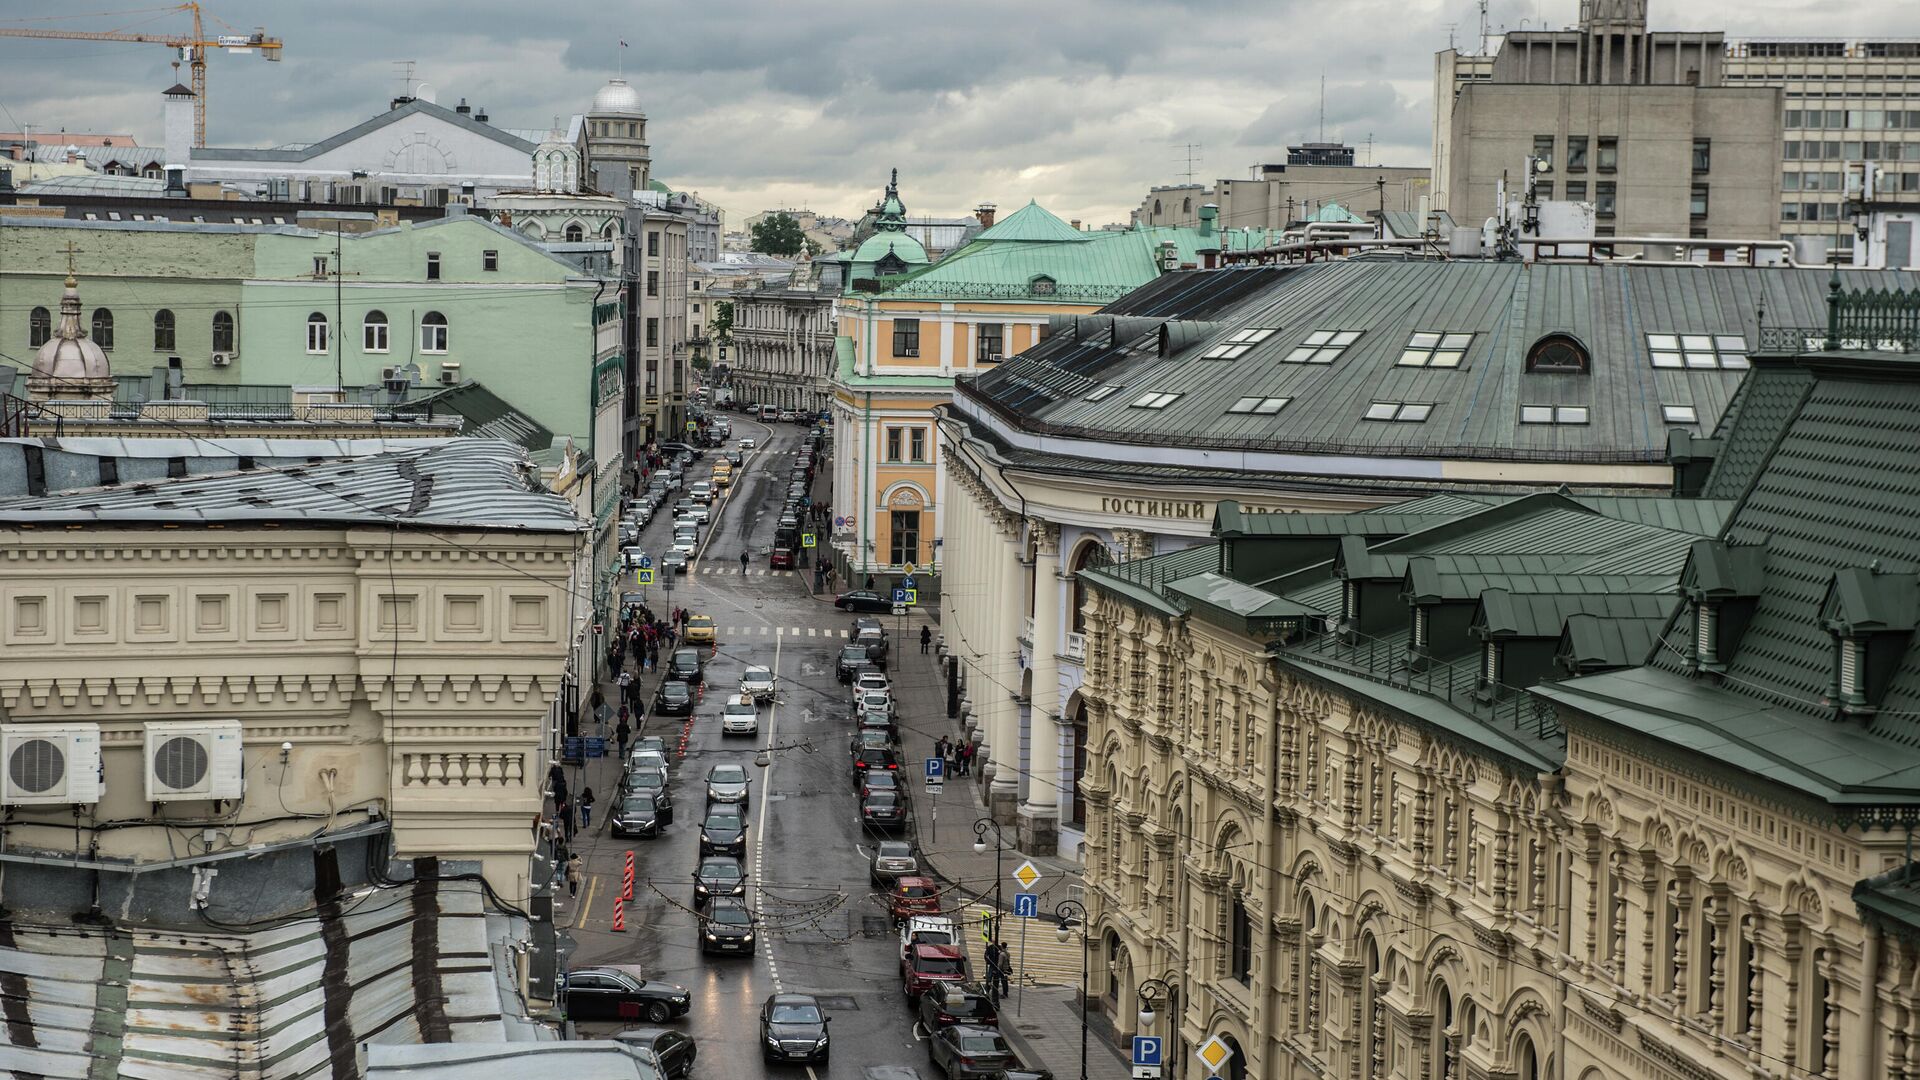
[0,672,564,713]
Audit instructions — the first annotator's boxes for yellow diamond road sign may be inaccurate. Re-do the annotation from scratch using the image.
[1012,860,1041,891]
[1195,1034,1234,1074]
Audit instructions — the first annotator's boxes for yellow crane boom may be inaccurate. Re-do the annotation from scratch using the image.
[0,3,282,147]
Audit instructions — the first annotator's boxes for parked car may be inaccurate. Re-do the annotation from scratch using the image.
[837,644,873,682]
[699,805,747,857]
[854,627,890,669]
[860,790,907,832]
[626,747,672,778]
[857,709,895,744]
[621,545,647,569]
[669,648,704,685]
[698,897,757,955]
[706,763,751,808]
[612,791,670,838]
[899,916,958,960]
[853,670,891,698]
[859,769,900,798]
[691,856,746,905]
[684,614,716,645]
[610,1027,697,1079]
[561,966,691,1023]
[888,876,943,924]
[759,993,830,1065]
[871,839,920,887]
[653,679,695,717]
[835,589,894,613]
[927,1024,1016,1079]
[851,729,893,758]
[661,441,703,461]
[740,666,776,703]
[852,746,899,786]
[919,982,999,1031]
[633,735,668,757]
[987,1070,1056,1080]
[901,943,968,1004]
[721,695,759,736]
[620,769,669,808]
[856,689,896,721]
[769,546,795,570]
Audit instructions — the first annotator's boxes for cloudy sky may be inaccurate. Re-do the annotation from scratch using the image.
[4,0,1917,226]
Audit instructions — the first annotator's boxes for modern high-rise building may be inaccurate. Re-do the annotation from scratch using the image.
[1435,0,1920,261]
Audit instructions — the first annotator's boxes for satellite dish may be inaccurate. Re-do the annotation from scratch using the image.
[415,83,436,104]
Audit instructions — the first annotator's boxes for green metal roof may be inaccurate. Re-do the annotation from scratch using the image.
[851,231,929,266]
[1476,589,1672,639]
[974,201,1092,243]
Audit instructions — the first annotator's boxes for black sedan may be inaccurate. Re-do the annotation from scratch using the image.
[562,965,691,1024]
[698,807,747,857]
[653,679,695,717]
[836,645,872,682]
[612,791,671,838]
[852,746,899,787]
[669,648,704,685]
[692,856,747,906]
[835,589,894,613]
[928,1024,1017,1079]
[699,897,757,955]
[760,993,831,1065]
[860,790,907,832]
[612,1027,698,1079]
[919,982,999,1031]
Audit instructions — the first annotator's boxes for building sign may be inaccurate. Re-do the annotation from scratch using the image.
[1098,497,1303,519]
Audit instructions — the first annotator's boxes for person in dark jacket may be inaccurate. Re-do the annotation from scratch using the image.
[920,625,932,654]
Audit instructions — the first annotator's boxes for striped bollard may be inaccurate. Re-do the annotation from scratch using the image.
[623,850,635,901]
[612,896,626,932]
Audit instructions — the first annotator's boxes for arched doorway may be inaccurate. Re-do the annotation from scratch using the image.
[1069,700,1088,827]
[1219,1033,1247,1080]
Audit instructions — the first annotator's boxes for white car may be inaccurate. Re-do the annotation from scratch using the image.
[674,513,701,535]
[621,546,647,569]
[720,695,759,736]
[690,481,714,504]
[671,534,698,557]
[738,438,756,450]
[856,690,894,719]
[627,748,671,778]
[852,671,890,698]
[740,667,776,703]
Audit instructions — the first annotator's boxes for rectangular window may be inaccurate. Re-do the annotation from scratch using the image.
[1784,140,1802,161]
[909,427,927,462]
[483,250,499,272]
[1691,183,1710,219]
[1520,405,1590,424]
[1201,327,1278,360]
[892,319,920,357]
[1662,404,1699,424]
[647,231,660,257]
[885,427,903,462]
[1397,331,1473,368]
[1596,136,1619,172]
[1782,172,1802,192]
[1566,180,1588,201]
[426,252,441,281]
[1284,330,1362,363]
[1230,900,1253,985]
[1785,109,1803,128]
[1532,134,1555,167]
[1782,202,1801,222]
[1566,135,1588,171]
[1086,384,1122,401]
[1364,401,1433,422]
[888,510,920,566]
[1130,391,1181,409]
[647,270,659,297]
[1225,396,1290,415]
[313,255,329,277]
[646,318,659,348]
[364,318,388,353]
[1538,181,1554,200]
[977,322,1004,361]
[1647,333,1749,370]
[1595,181,1617,219]
[1693,138,1712,174]
[1825,140,1843,160]
[307,319,328,354]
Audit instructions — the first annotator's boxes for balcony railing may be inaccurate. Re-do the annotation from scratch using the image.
[1065,632,1086,663]
[1296,627,1562,744]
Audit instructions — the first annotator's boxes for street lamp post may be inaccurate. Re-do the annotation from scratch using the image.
[1055,899,1089,1080]
[972,817,1008,944]
[1138,976,1175,1072]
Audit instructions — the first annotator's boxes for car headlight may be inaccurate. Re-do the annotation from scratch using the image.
[700,833,711,844]
[765,1033,782,1046]
[704,932,718,941]
[742,932,754,942]
[814,1035,830,1048]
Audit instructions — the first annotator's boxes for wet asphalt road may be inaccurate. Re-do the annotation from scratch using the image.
[565,415,937,1078]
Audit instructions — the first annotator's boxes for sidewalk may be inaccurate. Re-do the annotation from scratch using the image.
[889,615,1131,1080]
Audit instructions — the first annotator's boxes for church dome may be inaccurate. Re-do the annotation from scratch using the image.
[591,79,644,115]
[30,272,111,398]
[852,231,929,267]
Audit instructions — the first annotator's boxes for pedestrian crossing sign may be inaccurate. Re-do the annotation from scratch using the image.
[905,589,918,606]
[801,533,816,548]
[637,569,655,585]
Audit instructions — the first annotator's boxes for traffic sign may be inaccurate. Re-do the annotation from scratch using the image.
[1133,1036,1164,1067]
[801,533,817,549]
[1012,892,1038,919]
[902,575,916,590]
[925,757,945,781]
[592,623,604,636]
[905,589,918,606]
[1195,1034,1234,1074]
[686,421,697,431]
[1012,860,1042,891]
[639,554,653,569]
[835,515,847,527]
[926,781,944,796]
[584,737,607,759]
[637,569,655,585]
[892,587,908,603]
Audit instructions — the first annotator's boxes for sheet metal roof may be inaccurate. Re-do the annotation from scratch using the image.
[0,439,583,532]
[364,1043,661,1079]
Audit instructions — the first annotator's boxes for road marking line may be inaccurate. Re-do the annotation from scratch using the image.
[578,873,598,926]
[756,628,783,995]
[806,628,817,638]
[759,626,769,636]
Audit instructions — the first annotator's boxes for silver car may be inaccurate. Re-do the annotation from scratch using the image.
[740,666,777,703]
[706,763,752,810]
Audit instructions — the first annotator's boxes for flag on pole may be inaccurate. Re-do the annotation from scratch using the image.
[619,40,629,47]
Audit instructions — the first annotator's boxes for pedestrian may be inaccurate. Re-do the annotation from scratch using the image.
[920,625,932,654]
[678,608,690,630]
[985,941,1007,1002]
[949,739,962,775]
[566,851,584,898]
[555,795,574,841]
[866,573,876,591]
[935,736,950,766]
[617,669,633,705]
[959,741,974,777]
[648,643,660,671]
[578,786,595,830]
[740,549,751,573]
[615,713,631,759]
[547,762,568,807]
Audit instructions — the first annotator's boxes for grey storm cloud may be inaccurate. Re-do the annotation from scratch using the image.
[2,0,1916,224]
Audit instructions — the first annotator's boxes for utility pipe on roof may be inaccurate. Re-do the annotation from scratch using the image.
[1523,237,1808,267]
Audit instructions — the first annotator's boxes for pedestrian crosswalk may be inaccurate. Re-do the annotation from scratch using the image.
[693,566,796,577]
[710,625,851,639]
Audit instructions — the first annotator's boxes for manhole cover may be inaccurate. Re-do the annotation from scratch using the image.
[1024,1032,1048,1040]
[861,916,891,937]
[814,995,859,1010]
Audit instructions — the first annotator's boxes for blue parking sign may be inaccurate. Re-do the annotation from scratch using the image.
[1013,892,1038,919]
[1133,1036,1163,1067]
[892,587,908,603]
[925,757,945,781]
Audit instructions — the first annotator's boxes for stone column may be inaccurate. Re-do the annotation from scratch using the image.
[1020,519,1062,853]
[988,510,1024,823]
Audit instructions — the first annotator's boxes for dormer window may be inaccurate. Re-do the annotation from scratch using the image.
[1029,275,1057,296]
[1819,567,1918,721]
[1482,641,1501,686]
[1695,601,1718,666]
[875,252,908,276]
[1526,333,1590,373]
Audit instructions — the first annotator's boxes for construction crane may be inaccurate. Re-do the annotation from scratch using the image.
[0,4,282,147]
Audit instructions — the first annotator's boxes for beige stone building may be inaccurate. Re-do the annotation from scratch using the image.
[1070,294,1920,1080]
[1134,149,1431,233]
[728,279,837,414]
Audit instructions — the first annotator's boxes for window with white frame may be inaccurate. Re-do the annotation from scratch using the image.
[1087,385,1122,401]
[420,311,448,353]
[1363,401,1433,422]
[1647,334,1750,369]
[306,312,329,354]
[363,310,389,353]
[1398,331,1474,368]
[1226,396,1290,415]
[1284,330,1362,363]
[1519,404,1591,424]
[1131,391,1181,409]
[1202,327,1278,360]
[1662,404,1699,424]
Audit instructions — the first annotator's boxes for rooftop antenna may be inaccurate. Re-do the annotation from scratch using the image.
[393,60,416,100]
[1479,0,1490,55]
[1174,142,1203,183]
[1318,73,1326,143]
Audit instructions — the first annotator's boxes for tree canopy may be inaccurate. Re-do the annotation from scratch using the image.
[750,213,806,257]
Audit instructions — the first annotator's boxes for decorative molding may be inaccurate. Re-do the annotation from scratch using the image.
[399,751,526,787]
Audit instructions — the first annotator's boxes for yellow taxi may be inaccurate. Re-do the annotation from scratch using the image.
[711,463,734,488]
[683,613,716,645]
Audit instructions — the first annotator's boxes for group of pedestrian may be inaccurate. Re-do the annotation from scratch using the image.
[983,940,1012,1001]
[608,602,681,704]
[933,734,975,777]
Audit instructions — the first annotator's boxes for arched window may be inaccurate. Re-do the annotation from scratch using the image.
[306,312,328,354]
[1514,1032,1539,1080]
[90,309,114,350]
[602,218,620,239]
[28,306,50,348]
[1153,199,1162,215]
[212,311,234,352]
[1526,333,1590,374]
[420,311,448,353]
[153,309,175,351]
[563,220,585,243]
[363,310,389,352]
[1069,541,1113,635]
[520,220,546,240]
[1183,197,1192,214]
[1432,983,1455,1079]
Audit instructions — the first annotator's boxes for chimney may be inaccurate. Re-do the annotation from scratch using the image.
[1198,203,1218,238]
[456,97,472,115]
[390,95,414,112]
[162,82,194,194]
[974,203,997,228]
[475,106,489,123]
[1070,219,1082,231]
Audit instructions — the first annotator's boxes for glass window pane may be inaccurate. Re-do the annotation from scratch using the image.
[1520,405,1553,423]
[1310,348,1340,363]
[1228,397,1260,413]
[1409,332,1441,348]
[1648,335,1679,350]
[1557,406,1589,423]
[1441,333,1474,350]
[1303,330,1332,345]
[1714,335,1747,351]
[1399,404,1433,421]
[1258,398,1289,414]
[1365,402,1399,420]
[1685,352,1718,369]
[1721,354,1751,370]
[1662,405,1697,423]
[1432,351,1465,368]
[1651,352,1684,368]
[1680,335,1713,350]
[1331,331,1362,346]
[1398,350,1429,366]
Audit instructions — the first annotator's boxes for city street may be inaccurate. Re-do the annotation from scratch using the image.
[561,414,942,1077]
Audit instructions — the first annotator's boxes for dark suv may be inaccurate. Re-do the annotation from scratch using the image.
[669,648,704,685]
[653,679,694,717]
[918,982,998,1031]
[836,644,871,682]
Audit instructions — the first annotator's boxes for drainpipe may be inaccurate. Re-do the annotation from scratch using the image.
[1856,920,1881,1080]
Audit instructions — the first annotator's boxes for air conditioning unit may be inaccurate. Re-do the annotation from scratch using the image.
[210,352,233,367]
[438,362,461,385]
[144,721,244,802]
[1,724,102,805]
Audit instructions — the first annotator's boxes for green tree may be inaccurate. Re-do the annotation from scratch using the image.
[708,301,734,345]
[750,213,806,256]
